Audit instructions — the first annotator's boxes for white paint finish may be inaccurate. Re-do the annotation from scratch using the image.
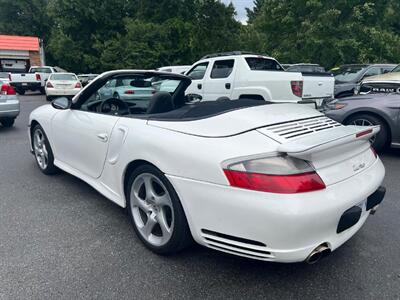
[148,103,322,137]
[51,110,118,178]
[28,78,386,262]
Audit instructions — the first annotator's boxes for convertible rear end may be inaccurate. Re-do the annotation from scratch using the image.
[152,103,385,262]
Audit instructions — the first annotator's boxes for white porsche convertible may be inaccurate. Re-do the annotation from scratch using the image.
[29,70,386,263]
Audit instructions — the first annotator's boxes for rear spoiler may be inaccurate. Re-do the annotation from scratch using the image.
[278,125,380,159]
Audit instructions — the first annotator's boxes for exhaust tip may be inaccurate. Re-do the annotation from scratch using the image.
[306,245,331,264]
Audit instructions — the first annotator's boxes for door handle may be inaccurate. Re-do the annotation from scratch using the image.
[96,133,108,142]
[197,83,202,89]
[225,83,231,89]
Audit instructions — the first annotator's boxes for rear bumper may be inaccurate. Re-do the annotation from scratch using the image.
[168,158,385,263]
[10,82,41,90]
[46,88,81,97]
[0,99,20,118]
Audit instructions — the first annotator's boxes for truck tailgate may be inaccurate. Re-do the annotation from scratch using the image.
[302,73,334,103]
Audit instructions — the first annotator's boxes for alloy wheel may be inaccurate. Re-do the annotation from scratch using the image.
[130,173,174,247]
[33,129,49,170]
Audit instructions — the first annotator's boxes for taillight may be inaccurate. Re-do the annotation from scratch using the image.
[75,82,82,88]
[291,81,303,98]
[223,155,326,194]
[124,90,135,94]
[36,73,41,81]
[0,84,16,95]
[46,81,54,88]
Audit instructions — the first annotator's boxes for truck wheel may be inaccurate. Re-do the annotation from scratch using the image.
[46,96,53,102]
[345,114,389,152]
[0,118,15,127]
[17,89,25,95]
[40,88,45,95]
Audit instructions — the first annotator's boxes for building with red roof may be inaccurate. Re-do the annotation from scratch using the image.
[0,35,44,72]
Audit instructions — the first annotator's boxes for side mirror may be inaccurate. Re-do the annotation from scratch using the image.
[52,97,71,110]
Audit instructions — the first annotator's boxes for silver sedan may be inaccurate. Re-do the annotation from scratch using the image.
[324,93,400,151]
[0,80,19,127]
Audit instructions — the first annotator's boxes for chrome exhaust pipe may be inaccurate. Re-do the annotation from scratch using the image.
[305,245,331,264]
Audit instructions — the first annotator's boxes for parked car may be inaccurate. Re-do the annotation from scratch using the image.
[28,70,386,263]
[9,66,58,95]
[185,52,332,107]
[332,64,396,98]
[45,73,82,101]
[0,81,19,127]
[286,63,334,106]
[77,74,99,87]
[156,66,191,74]
[355,64,400,95]
[323,93,400,151]
[0,72,10,84]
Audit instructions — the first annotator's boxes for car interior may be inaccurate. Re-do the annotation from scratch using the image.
[75,72,269,121]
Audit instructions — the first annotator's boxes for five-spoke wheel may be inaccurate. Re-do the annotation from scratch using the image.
[127,165,192,254]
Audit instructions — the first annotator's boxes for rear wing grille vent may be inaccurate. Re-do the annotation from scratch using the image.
[265,116,342,140]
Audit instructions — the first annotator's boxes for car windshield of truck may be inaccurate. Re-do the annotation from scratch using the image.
[391,65,400,72]
[333,66,367,83]
[245,57,284,71]
[51,74,77,81]
[30,68,52,73]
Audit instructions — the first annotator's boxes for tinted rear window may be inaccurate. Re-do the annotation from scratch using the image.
[245,57,284,71]
[30,68,52,73]
[51,74,77,81]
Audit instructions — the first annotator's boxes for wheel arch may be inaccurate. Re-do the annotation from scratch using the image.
[122,159,162,206]
[343,111,392,144]
[238,94,265,101]
[29,119,40,149]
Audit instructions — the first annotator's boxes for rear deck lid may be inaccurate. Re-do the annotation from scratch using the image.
[147,103,321,137]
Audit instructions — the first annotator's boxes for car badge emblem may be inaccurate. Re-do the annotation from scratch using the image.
[353,162,366,172]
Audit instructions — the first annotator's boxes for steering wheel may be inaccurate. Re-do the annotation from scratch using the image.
[99,98,130,116]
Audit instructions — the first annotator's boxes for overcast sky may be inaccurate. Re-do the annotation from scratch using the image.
[221,0,255,23]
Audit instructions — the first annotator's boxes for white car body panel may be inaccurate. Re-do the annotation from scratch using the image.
[28,72,386,262]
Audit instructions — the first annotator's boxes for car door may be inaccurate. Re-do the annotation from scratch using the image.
[51,85,120,179]
[185,62,209,99]
[203,59,235,101]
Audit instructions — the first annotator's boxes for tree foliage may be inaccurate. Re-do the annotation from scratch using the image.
[0,0,400,72]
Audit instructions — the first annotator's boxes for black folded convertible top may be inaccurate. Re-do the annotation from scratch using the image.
[142,99,270,121]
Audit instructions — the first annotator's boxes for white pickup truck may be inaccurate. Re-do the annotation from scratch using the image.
[9,66,57,95]
[185,52,334,106]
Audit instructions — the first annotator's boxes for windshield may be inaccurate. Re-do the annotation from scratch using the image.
[30,67,52,73]
[50,74,77,81]
[391,65,400,73]
[333,65,367,82]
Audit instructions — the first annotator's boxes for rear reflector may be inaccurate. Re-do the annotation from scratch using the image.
[1,84,16,95]
[356,129,373,138]
[124,90,135,94]
[224,169,326,194]
[36,73,41,81]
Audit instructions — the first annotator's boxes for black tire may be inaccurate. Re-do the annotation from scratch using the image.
[113,92,120,99]
[345,114,389,152]
[17,89,25,95]
[0,118,15,127]
[46,95,53,102]
[40,87,45,95]
[127,164,192,254]
[31,124,59,175]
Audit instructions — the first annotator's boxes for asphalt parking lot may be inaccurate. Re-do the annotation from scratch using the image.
[0,94,399,299]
